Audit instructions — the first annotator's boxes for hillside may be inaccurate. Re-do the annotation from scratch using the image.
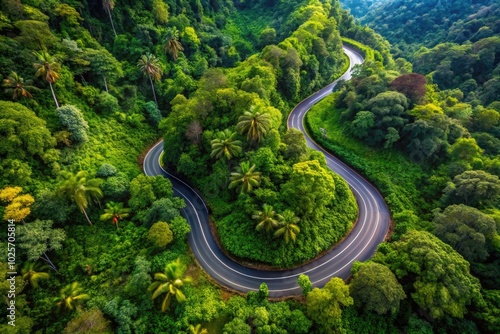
[1,0,499,333]
[357,0,500,55]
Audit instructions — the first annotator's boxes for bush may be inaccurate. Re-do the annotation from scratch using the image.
[57,104,89,144]
[96,163,118,177]
[147,221,173,248]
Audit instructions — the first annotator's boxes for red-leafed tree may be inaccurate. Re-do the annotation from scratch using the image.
[390,73,427,104]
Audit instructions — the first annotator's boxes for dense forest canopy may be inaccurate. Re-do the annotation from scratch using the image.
[0,0,499,333]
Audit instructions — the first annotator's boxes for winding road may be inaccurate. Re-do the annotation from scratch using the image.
[143,45,390,297]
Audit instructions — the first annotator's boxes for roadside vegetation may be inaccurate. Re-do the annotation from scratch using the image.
[0,0,498,333]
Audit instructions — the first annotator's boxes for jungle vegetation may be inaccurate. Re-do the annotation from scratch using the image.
[0,0,498,333]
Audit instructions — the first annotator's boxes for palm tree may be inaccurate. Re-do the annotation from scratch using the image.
[164,27,184,61]
[100,201,130,229]
[148,258,191,312]
[3,71,38,100]
[189,324,208,334]
[228,161,261,194]
[21,262,50,288]
[274,210,300,244]
[253,204,279,233]
[210,129,242,160]
[236,106,272,144]
[33,50,61,108]
[57,171,103,226]
[138,53,162,106]
[53,282,89,312]
[102,0,117,37]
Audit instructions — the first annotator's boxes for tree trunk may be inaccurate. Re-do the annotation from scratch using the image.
[149,75,159,106]
[106,7,117,38]
[49,82,59,108]
[103,75,109,93]
[40,253,60,273]
[81,206,93,225]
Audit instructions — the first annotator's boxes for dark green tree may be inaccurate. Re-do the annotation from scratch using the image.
[375,230,481,319]
[434,204,496,262]
[349,262,406,315]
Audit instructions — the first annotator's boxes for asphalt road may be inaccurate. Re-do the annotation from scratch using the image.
[143,45,390,297]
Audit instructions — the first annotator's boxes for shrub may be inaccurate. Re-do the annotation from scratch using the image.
[57,104,89,144]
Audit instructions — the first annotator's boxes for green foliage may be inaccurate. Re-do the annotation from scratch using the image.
[442,170,500,209]
[148,258,191,312]
[100,201,131,228]
[143,101,162,127]
[297,274,312,295]
[17,219,65,261]
[306,277,353,333]
[57,105,90,144]
[63,308,112,334]
[53,282,90,312]
[349,262,406,315]
[0,101,56,164]
[229,161,262,194]
[433,204,497,262]
[143,197,185,227]
[375,230,482,319]
[282,160,335,217]
[147,221,174,248]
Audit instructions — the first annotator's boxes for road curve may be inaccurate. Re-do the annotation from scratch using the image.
[143,45,391,297]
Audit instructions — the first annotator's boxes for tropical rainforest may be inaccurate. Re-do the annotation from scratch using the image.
[0,0,498,333]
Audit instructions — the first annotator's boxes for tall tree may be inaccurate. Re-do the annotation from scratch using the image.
[3,71,37,100]
[211,129,242,160]
[252,204,279,233]
[443,170,500,208]
[33,50,61,108]
[306,277,353,333]
[100,201,131,229]
[228,161,261,194]
[164,27,184,61]
[349,262,406,315]
[53,282,89,312]
[148,258,191,312]
[434,204,496,262]
[274,210,300,243]
[102,0,117,37]
[374,230,481,319]
[236,106,272,144]
[57,171,103,225]
[21,262,50,288]
[137,53,162,106]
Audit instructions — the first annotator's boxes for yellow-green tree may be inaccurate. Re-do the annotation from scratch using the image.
[306,277,353,333]
[0,186,34,222]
